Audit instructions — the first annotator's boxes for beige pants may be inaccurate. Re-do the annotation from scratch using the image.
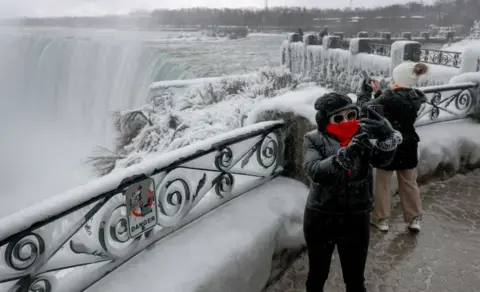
[373,168,423,223]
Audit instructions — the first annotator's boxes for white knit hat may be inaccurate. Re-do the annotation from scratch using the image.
[392,62,422,87]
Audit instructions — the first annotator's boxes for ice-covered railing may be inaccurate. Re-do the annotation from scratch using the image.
[282,35,469,90]
[416,82,479,127]
[0,121,284,292]
[417,48,462,68]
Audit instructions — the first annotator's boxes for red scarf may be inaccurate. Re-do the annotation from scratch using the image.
[325,120,360,147]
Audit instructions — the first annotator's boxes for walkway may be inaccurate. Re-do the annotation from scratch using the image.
[266,170,480,292]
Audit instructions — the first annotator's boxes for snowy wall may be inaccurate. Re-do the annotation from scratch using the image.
[282,38,466,92]
[282,40,391,93]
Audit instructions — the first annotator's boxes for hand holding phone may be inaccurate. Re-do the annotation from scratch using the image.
[360,106,393,141]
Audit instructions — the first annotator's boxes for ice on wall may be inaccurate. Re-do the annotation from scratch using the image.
[459,45,480,73]
[418,63,459,87]
[390,41,414,73]
[449,72,480,84]
[349,38,360,55]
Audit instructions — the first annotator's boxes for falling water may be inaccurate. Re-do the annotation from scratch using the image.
[0,28,189,215]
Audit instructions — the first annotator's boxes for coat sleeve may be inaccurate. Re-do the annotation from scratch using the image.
[303,134,344,184]
[356,91,372,109]
[369,130,403,168]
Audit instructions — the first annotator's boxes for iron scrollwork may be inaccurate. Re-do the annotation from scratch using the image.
[8,275,57,292]
[418,49,462,68]
[0,123,283,292]
[417,87,476,124]
[257,133,279,169]
[5,233,46,271]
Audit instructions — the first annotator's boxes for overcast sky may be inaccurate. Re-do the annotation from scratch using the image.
[0,0,435,18]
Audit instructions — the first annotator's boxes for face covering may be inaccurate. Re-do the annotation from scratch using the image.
[325,120,360,147]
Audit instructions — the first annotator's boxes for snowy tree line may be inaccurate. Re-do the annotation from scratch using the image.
[150,0,479,29]
[1,0,478,32]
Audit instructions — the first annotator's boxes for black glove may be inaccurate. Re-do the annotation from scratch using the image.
[336,133,372,169]
[361,78,373,95]
[359,107,394,141]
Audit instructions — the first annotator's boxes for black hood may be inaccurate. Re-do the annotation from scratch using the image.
[314,92,358,132]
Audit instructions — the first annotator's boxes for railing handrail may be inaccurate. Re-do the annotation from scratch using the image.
[420,82,477,93]
[0,120,284,245]
[419,48,461,55]
[369,42,391,47]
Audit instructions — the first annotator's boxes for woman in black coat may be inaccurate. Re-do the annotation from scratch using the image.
[357,62,428,233]
[303,92,403,292]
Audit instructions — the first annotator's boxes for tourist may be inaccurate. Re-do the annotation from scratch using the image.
[357,62,428,233]
[303,92,403,292]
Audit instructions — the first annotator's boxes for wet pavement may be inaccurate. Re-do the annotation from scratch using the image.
[266,170,480,292]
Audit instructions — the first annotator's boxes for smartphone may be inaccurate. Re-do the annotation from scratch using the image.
[367,104,384,118]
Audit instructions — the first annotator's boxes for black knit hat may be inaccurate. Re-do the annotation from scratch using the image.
[314,92,357,131]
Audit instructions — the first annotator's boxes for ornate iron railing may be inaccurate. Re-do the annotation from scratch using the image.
[416,82,479,127]
[0,121,285,292]
[417,48,462,68]
[368,43,391,57]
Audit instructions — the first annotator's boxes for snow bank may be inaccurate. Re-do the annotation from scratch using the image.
[416,120,480,181]
[86,177,308,292]
[418,63,459,86]
[245,86,327,126]
[449,72,480,84]
[459,46,480,74]
[442,39,480,53]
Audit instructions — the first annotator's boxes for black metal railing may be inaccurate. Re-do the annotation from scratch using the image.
[368,43,391,57]
[416,82,479,127]
[0,121,285,292]
[417,48,462,68]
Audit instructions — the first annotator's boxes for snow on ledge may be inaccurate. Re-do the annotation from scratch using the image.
[149,74,253,90]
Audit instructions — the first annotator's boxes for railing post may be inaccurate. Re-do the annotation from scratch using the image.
[390,40,421,75]
[460,46,480,73]
[323,35,342,50]
[349,38,372,55]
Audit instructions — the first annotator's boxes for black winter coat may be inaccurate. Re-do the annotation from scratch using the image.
[303,130,396,215]
[357,88,427,170]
